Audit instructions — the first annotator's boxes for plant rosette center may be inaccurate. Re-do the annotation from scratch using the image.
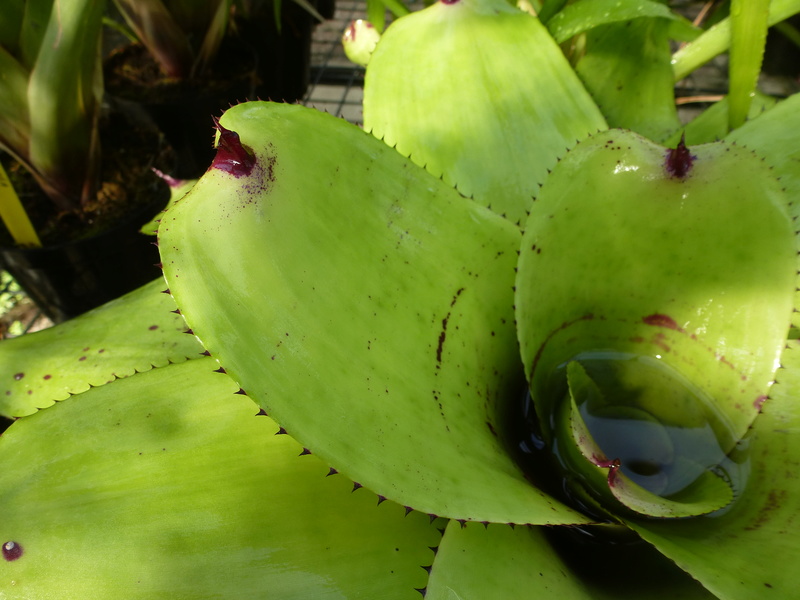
[157,102,799,599]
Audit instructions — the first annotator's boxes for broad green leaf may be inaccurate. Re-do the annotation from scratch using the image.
[0,278,203,418]
[516,129,796,454]
[427,522,595,599]
[159,101,591,526]
[626,340,800,598]
[426,521,716,599]
[725,93,800,331]
[546,0,692,44]
[0,358,442,598]
[363,0,606,225]
[574,17,681,142]
[728,0,770,130]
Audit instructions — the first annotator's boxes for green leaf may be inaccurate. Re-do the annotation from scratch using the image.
[0,0,25,53]
[0,358,442,598]
[725,94,800,265]
[666,92,778,146]
[625,340,800,598]
[671,0,800,82]
[159,101,591,526]
[18,0,54,70]
[516,129,796,452]
[574,17,682,142]
[0,46,31,166]
[363,0,606,225]
[27,0,104,208]
[546,0,693,44]
[559,361,733,518]
[426,521,717,599]
[728,0,770,130]
[0,278,203,418]
[427,522,596,599]
[140,177,197,235]
[367,0,387,32]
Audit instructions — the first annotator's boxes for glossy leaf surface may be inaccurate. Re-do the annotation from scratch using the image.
[546,0,692,44]
[0,358,442,598]
[575,17,681,142]
[363,0,606,224]
[517,129,796,449]
[159,101,591,526]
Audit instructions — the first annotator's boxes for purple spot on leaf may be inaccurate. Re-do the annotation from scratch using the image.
[2,541,22,561]
[13,373,23,381]
[643,314,681,330]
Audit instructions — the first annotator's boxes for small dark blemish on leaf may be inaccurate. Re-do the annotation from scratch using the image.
[2,541,22,561]
[642,314,681,330]
[13,373,23,381]
[148,325,159,331]
[43,374,51,380]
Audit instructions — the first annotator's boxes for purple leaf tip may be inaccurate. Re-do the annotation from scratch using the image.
[211,118,255,177]
[665,134,695,179]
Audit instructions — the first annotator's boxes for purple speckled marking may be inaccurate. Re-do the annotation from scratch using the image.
[211,118,255,177]
[665,135,695,179]
[2,541,22,561]
[643,313,681,330]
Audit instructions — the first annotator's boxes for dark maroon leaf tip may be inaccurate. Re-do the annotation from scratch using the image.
[211,118,255,177]
[665,134,695,179]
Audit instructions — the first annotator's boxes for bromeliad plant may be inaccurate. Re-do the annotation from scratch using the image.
[0,0,104,246]
[2,0,800,597]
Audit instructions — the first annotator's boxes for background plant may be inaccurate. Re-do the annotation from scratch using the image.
[0,0,105,245]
